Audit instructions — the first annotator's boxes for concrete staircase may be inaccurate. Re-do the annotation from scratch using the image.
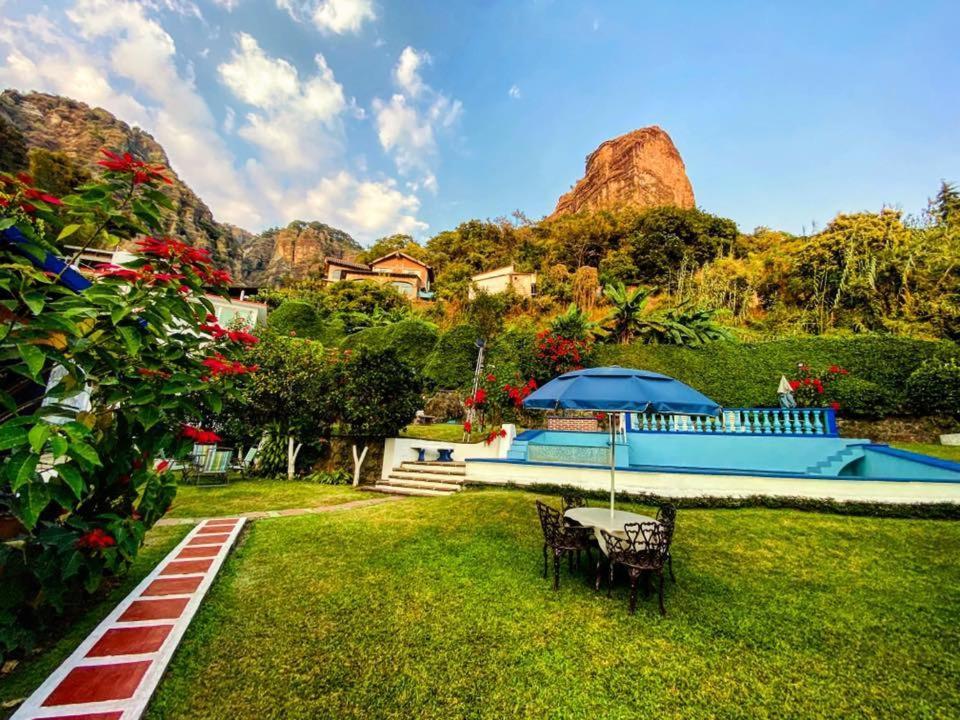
[364,461,466,497]
[805,444,866,476]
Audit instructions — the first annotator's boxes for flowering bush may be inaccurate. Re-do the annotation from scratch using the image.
[462,371,537,434]
[787,363,848,408]
[0,151,252,658]
[535,329,590,379]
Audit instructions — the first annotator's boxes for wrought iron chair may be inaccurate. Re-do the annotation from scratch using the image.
[561,493,587,515]
[596,522,671,615]
[656,503,677,582]
[535,500,594,590]
[560,493,591,568]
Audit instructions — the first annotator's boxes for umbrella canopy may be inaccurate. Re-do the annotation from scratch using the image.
[523,366,721,417]
[522,366,721,517]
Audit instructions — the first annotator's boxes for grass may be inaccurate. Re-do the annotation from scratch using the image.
[165,479,364,518]
[400,423,473,442]
[891,442,960,463]
[143,490,960,719]
[0,525,191,712]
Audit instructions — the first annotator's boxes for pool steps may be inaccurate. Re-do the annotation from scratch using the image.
[365,461,466,497]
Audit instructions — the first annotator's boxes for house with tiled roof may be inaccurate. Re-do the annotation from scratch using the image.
[323,251,434,299]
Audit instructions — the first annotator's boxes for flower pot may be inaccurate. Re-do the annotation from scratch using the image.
[940,433,960,447]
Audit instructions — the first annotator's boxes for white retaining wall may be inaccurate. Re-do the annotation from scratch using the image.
[380,425,516,480]
[464,459,960,504]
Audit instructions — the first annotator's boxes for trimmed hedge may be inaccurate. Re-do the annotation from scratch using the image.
[906,359,960,418]
[494,483,960,520]
[340,319,439,372]
[594,336,959,413]
[423,324,482,389]
[267,301,345,344]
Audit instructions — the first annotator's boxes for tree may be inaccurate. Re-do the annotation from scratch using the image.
[550,303,599,342]
[466,288,507,341]
[340,348,422,485]
[601,282,728,346]
[357,234,429,265]
[27,148,92,199]
[241,333,338,479]
[0,152,252,658]
[602,283,653,343]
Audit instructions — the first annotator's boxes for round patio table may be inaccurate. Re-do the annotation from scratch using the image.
[564,507,657,554]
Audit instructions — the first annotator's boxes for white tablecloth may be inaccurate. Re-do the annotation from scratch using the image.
[564,507,657,553]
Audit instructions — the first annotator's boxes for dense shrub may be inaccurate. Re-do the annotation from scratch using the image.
[829,376,898,419]
[267,301,346,344]
[424,391,465,421]
[906,359,960,418]
[594,336,959,412]
[340,319,439,371]
[423,324,483,389]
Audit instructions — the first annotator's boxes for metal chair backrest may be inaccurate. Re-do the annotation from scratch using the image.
[656,503,677,542]
[561,494,587,515]
[536,500,564,545]
[242,446,257,466]
[622,522,670,566]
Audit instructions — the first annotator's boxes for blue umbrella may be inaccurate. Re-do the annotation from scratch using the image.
[523,366,721,515]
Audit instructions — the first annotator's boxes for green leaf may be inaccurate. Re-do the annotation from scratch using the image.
[57,224,82,241]
[0,422,29,451]
[68,441,101,467]
[207,394,223,413]
[129,386,156,405]
[56,463,86,499]
[62,550,85,580]
[50,434,68,457]
[0,217,15,230]
[111,304,132,325]
[137,404,161,430]
[28,423,51,452]
[13,482,50,530]
[117,325,142,355]
[7,451,39,491]
[17,344,46,379]
[21,290,45,314]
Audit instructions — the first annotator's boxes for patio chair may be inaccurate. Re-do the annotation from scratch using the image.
[535,501,594,591]
[181,444,216,484]
[561,493,587,515]
[656,503,677,583]
[193,447,233,487]
[596,522,671,615]
[231,446,258,479]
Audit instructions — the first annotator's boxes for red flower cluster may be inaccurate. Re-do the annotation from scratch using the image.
[463,420,472,433]
[181,424,222,444]
[0,172,62,213]
[98,149,172,185]
[201,353,258,377]
[503,378,537,408]
[76,528,116,550]
[484,428,508,445]
[197,317,259,346]
[464,387,487,409]
[536,330,589,375]
[155,460,171,473]
[93,262,186,286]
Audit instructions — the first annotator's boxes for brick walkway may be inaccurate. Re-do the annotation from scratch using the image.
[11,518,245,720]
[10,495,402,720]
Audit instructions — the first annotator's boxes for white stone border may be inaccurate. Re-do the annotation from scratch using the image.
[11,518,246,720]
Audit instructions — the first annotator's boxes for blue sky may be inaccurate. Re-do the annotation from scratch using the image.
[1,0,957,243]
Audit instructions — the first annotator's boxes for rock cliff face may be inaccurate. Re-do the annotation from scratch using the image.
[552,126,695,217]
[240,220,361,286]
[0,90,359,285]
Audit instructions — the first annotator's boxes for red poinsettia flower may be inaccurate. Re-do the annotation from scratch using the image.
[76,528,116,550]
[830,402,841,411]
[227,329,259,345]
[181,425,222,444]
[463,421,472,433]
[94,263,142,282]
[98,149,172,185]
[22,187,62,206]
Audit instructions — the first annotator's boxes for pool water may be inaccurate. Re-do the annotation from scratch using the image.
[507,430,960,482]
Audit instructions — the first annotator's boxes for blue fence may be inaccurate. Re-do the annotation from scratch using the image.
[627,407,838,437]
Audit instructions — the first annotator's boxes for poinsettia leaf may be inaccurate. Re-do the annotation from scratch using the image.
[49,434,68,457]
[7,451,39,491]
[57,224,82,241]
[68,441,101,467]
[27,423,51,452]
[0,422,29,452]
[56,463,86,500]
[12,482,50,530]
[17,344,46,379]
[138,404,160,430]
[117,325,141,355]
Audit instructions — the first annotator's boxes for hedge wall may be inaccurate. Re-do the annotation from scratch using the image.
[267,300,345,345]
[422,324,482,389]
[340,319,439,372]
[593,336,960,412]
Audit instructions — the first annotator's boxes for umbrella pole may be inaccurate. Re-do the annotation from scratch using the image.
[609,412,616,518]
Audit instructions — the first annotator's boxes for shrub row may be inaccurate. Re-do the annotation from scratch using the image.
[501,483,960,520]
[340,319,439,372]
[593,336,960,414]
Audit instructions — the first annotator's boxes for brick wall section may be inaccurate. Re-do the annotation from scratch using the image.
[547,417,599,432]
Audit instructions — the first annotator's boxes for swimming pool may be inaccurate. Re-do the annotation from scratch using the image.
[505,429,960,482]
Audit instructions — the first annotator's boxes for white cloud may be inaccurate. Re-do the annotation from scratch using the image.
[248,163,427,241]
[218,33,347,169]
[0,1,428,242]
[508,84,521,99]
[212,0,240,9]
[372,46,462,193]
[395,46,428,98]
[276,0,375,34]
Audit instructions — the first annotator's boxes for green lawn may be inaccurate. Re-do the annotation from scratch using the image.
[143,490,960,719]
[892,442,960,463]
[400,423,474,442]
[165,479,364,518]
[0,525,191,711]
